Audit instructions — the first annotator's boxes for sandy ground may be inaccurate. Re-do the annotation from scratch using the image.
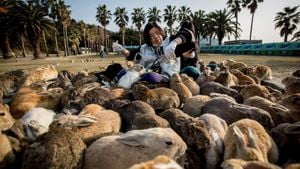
[0,53,299,79]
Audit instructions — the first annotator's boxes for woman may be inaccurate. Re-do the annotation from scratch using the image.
[113,22,197,82]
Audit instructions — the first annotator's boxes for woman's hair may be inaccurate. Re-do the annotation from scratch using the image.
[143,22,165,46]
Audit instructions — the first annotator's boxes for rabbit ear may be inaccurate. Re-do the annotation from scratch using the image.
[232,104,252,116]
[117,130,147,147]
[284,123,300,134]
[4,104,9,111]
[248,128,259,149]
[269,104,289,114]
[75,115,98,127]
[174,117,187,127]
[233,125,246,148]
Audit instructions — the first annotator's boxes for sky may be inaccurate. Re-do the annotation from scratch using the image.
[64,0,300,43]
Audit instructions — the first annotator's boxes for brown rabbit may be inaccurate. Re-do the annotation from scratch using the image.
[224,119,279,163]
[281,76,300,95]
[10,87,64,119]
[23,65,58,86]
[278,93,300,121]
[244,96,292,125]
[230,69,256,85]
[215,68,239,87]
[240,84,275,102]
[246,65,273,81]
[0,103,15,130]
[170,73,192,104]
[132,83,180,111]
[223,59,247,71]
[180,73,200,96]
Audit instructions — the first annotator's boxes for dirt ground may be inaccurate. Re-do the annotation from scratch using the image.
[0,53,299,79]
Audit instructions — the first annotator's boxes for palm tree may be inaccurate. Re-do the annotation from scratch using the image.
[16,1,56,59]
[0,0,17,59]
[204,13,217,46]
[131,8,146,45]
[177,6,192,22]
[114,7,129,45]
[96,4,112,50]
[147,7,161,23]
[291,30,300,41]
[87,24,99,52]
[163,5,177,36]
[227,0,242,41]
[47,0,60,56]
[210,9,239,45]
[78,20,87,51]
[6,0,33,58]
[191,10,206,44]
[242,0,264,40]
[68,19,82,55]
[57,0,71,56]
[274,6,300,42]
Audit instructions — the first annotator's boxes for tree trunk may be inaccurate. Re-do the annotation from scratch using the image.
[1,34,15,59]
[122,27,125,46]
[63,26,67,56]
[104,26,106,50]
[33,36,43,59]
[84,29,87,51]
[138,27,142,46]
[197,33,200,51]
[76,44,80,54]
[21,35,26,58]
[169,26,173,36]
[235,12,238,41]
[65,26,69,56]
[218,38,222,45]
[249,13,255,41]
[42,31,49,57]
[284,29,288,42]
[55,32,59,57]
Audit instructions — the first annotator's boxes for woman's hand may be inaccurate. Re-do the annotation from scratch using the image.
[112,42,130,56]
[112,42,126,52]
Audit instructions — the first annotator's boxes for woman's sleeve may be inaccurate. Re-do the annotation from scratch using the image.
[175,28,195,44]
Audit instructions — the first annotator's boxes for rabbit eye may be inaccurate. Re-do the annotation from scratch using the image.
[0,112,5,116]
[165,141,173,146]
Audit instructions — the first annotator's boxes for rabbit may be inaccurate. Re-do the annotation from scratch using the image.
[245,65,272,81]
[132,84,180,111]
[281,76,300,95]
[224,119,278,163]
[180,73,200,96]
[118,64,146,89]
[240,84,275,102]
[222,59,247,71]
[170,73,192,104]
[229,69,256,85]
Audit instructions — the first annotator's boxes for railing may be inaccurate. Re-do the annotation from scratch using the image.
[200,42,300,56]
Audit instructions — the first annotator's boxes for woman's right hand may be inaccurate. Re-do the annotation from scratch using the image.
[112,42,126,52]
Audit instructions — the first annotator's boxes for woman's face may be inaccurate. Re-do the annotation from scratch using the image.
[149,27,163,47]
